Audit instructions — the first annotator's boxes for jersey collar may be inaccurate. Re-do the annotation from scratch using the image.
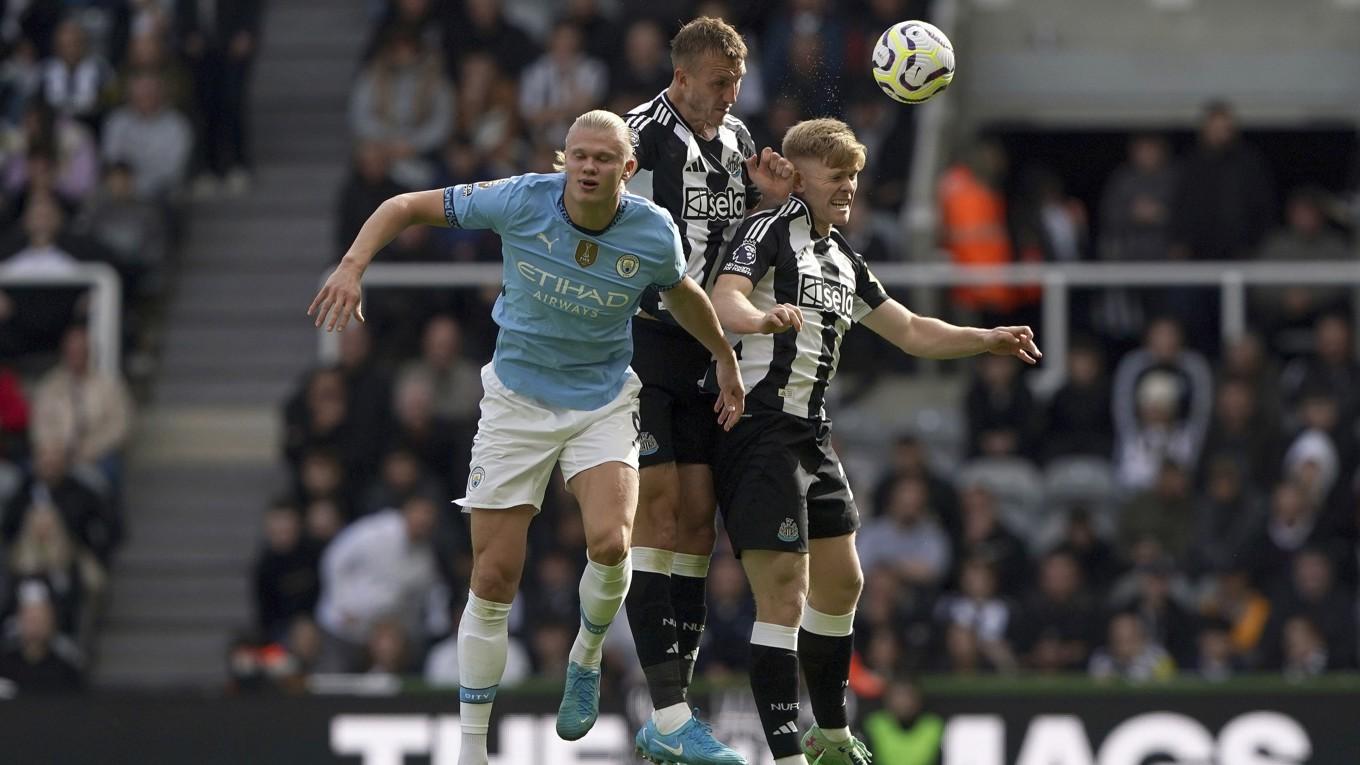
[556,191,628,237]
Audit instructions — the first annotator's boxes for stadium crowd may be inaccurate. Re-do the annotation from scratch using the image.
[0,0,261,693]
[230,0,1360,721]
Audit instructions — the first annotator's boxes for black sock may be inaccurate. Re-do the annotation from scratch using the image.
[750,638,803,758]
[798,628,853,730]
[671,572,708,688]
[624,567,686,710]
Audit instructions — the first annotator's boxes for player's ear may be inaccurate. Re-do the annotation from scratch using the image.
[791,169,804,194]
[622,155,637,181]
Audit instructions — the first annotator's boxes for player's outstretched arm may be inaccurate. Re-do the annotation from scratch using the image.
[308,190,448,332]
[709,274,803,336]
[861,299,1042,364]
[662,276,746,430]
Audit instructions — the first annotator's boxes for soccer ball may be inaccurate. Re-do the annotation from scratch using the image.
[871,20,955,104]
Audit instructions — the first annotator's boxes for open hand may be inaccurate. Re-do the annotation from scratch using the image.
[712,356,746,431]
[308,262,365,332]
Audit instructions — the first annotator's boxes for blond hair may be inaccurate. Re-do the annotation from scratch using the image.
[671,16,747,69]
[782,118,867,172]
[553,109,635,171]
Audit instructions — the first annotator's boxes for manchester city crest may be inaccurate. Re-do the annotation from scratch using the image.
[615,254,641,278]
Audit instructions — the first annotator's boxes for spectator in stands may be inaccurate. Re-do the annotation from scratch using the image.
[1281,407,1346,524]
[1089,611,1175,682]
[1190,456,1266,575]
[1011,549,1099,672]
[863,676,944,765]
[31,324,132,489]
[386,370,460,490]
[335,141,407,259]
[363,618,410,676]
[101,69,193,200]
[1169,100,1274,261]
[396,314,481,424]
[0,580,82,692]
[0,39,43,126]
[295,448,352,521]
[1112,318,1213,489]
[4,499,103,639]
[1013,165,1088,263]
[1053,509,1120,592]
[562,0,620,69]
[360,447,442,517]
[696,553,753,678]
[1280,314,1359,428]
[761,0,845,116]
[314,493,443,672]
[518,21,606,147]
[1261,549,1356,670]
[0,357,27,460]
[522,549,581,628]
[1100,134,1176,262]
[933,556,1017,673]
[608,19,671,104]
[304,498,344,550]
[1200,377,1282,494]
[871,434,958,529]
[1197,568,1271,668]
[365,0,441,61]
[440,0,537,79]
[74,161,170,299]
[3,192,77,274]
[39,18,111,128]
[1280,616,1330,680]
[1110,556,1197,667]
[1118,460,1197,564]
[4,443,117,564]
[859,475,952,588]
[964,352,1041,459]
[1245,481,1329,589]
[2,99,98,206]
[252,498,321,642]
[174,0,262,196]
[112,26,192,114]
[956,484,1029,598]
[1253,188,1353,354]
[1042,339,1113,462]
[1193,618,1242,681]
[938,138,1032,323]
[283,368,355,473]
[349,26,453,189]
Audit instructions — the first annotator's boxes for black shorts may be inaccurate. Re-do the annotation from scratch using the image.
[631,316,717,468]
[712,410,861,555]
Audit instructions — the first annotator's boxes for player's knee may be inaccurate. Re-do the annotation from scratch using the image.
[675,509,717,554]
[756,585,806,627]
[469,558,521,603]
[636,481,680,549]
[587,528,630,566]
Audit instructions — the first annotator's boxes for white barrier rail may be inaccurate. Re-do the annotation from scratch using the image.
[318,260,1360,392]
[1,263,122,375]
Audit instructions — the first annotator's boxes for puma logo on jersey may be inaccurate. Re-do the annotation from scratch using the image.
[537,233,559,253]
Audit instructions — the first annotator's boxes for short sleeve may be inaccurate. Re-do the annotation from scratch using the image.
[625,113,657,171]
[850,257,889,323]
[442,176,521,232]
[651,213,686,291]
[717,217,780,286]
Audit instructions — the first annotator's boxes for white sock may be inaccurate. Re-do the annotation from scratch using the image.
[652,701,692,734]
[670,552,711,578]
[457,592,512,764]
[822,726,851,742]
[569,554,632,668]
[775,756,805,765]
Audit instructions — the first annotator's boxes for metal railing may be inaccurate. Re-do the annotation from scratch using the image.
[1,263,122,375]
[318,259,1360,390]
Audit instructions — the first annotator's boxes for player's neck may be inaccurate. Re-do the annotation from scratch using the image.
[665,86,719,141]
[563,191,620,233]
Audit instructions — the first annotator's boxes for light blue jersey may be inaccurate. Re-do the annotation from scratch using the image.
[443,173,686,410]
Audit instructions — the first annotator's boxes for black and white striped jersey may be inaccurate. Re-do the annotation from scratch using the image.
[624,90,760,324]
[715,197,889,420]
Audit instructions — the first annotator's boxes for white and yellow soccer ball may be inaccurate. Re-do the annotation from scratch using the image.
[871,20,955,104]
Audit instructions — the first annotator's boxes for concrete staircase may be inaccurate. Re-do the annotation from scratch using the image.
[94,0,367,687]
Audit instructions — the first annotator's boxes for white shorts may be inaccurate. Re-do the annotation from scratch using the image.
[456,363,642,511]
